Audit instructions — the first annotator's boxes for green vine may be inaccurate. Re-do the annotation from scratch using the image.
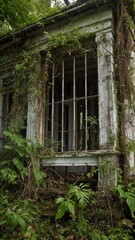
[11,51,29,125]
[44,28,95,60]
[115,0,135,181]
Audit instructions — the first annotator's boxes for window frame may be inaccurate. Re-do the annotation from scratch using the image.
[45,50,99,154]
[0,75,13,146]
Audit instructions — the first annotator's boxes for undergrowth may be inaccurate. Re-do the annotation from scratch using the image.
[0,0,135,239]
[0,127,135,239]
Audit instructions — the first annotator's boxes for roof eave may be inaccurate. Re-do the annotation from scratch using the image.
[0,0,110,45]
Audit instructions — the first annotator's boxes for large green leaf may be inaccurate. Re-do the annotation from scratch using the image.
[56,197,65,204]
[12,157,24,171]
[116,185,135,218]
[125,193,135,217]
[69,184,90,209]
[116,185,126,198]
[15,214,27,230]
[4,145,13,150]
[55,201,66,220]
[67,200,75,217]
[0,220,6,226]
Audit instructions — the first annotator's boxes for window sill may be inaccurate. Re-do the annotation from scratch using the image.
[42,150,119,166]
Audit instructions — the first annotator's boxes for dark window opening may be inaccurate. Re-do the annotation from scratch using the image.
[45,165,98,190]
[2,92,13,132]
[0,77,13,145]
[45,51,99,152]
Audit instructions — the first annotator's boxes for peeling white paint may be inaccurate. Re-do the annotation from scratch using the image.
[96,30,117,149]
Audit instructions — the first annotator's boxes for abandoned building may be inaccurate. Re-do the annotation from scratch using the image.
[0,0,135,187]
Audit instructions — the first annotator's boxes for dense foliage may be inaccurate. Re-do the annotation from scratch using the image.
[0,0,60,36]
[0,0,135,239]
[0,0,85,36]
[0,129,135,239]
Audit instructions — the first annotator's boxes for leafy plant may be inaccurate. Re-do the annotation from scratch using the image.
[45,28,84,52]
[55,183,93,220]
[108,228,134,240]
[70,214,89,239]
[89,230,108,240]
[0,0,60,36]
[0,194,41,239]
[68,183,91,209]
[55,196,75,220]
[0,127,46,197]
[115,184,135,218]
[87,115,98,126]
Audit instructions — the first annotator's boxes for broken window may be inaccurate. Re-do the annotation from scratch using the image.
[45,51,99,153]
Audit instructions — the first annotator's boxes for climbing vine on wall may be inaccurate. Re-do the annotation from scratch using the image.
[115,0,134,102]
[11,51,29,126]
[115,0,135,181]
[10,49,48,130]
[6,1,135,182]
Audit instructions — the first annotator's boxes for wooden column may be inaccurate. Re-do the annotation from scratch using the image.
[26,54,45,145]
[27,91,45,145]
[26,93,38,143]
[96,30,118,187]
[124,50,135,178]
[96,30,117,150]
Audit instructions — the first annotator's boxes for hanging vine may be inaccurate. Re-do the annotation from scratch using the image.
[5,1,135,183]
[115,0,135,181]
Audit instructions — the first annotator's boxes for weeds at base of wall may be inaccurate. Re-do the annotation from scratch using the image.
[1,1,135,238]
[0,129,135,239]
[0,181,135,239]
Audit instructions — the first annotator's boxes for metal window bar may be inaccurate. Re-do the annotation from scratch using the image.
[47,95,98,106]
[45,84,51,146]
[73,57,76,151]
[51,62,55,144]
[61,60,64,152]
[45,104,48,146]
[46,52,98,152]
[85,51,88,150]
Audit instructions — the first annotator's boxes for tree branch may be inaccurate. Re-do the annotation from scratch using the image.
[63,0,70,5]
